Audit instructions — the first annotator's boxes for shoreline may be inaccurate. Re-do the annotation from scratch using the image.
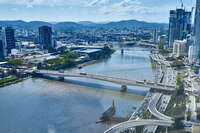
[0,76,31,88]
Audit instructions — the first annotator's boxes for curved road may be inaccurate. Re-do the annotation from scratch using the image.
[148,93,173,121]
[104,120,173,133]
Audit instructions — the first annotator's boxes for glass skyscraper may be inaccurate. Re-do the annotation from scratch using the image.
[168,8,192,49]
[194,0,200,60]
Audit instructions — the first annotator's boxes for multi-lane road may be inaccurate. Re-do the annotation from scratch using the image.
[148,93,173,121]
[104,119,173,133]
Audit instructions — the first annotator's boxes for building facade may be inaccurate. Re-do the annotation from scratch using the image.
[0,27,6,58]
[5,27,15,54]
[39,26,52,50]
[153,29,158,43]
[168,8,192,49]
[194,0,200,60]
[188,45,195,64]
[173,40,187,57]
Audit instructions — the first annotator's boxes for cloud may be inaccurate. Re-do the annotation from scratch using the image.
[87,0,108,6]
[0,0,194,22]
[99,0,145,15]
[0,0,87,7]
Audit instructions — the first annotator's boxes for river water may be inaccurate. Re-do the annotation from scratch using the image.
[0,47,154,133]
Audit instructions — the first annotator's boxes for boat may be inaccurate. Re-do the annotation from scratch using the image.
[97,100,115,123]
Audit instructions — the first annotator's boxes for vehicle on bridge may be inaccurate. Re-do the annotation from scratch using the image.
[59,70,64,73]
[80,72,87,75]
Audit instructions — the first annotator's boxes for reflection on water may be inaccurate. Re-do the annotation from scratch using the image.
[72,47,154,81]
[0,47,154,133]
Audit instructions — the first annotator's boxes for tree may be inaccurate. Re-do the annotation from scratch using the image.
[176,76,184,96]
[142,110,150,119]
[9,68,17,75]
[170,61,184,68]
[187,111,191,121]
[173,117,185,130]
[197,109,200,121]
[8,59,23,67]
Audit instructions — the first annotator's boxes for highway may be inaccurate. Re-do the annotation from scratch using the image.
[104,119,173,133]
[148,93,173,121]
[36,70,176,92]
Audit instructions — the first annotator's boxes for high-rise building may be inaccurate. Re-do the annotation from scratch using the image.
[0,40,4,58]
[153,29,158,43]
[173,40,187,57]
[39,26,52,50]
[168,8,192,49]
[0,27,6,58]
[188,45,195,64]
[194,0,200,60]
[5,27,15,54]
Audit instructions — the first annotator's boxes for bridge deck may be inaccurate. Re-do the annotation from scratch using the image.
[36,70,176,92]
[104,119,173,133]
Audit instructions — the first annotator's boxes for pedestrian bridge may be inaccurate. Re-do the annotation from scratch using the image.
[36,70,176,92]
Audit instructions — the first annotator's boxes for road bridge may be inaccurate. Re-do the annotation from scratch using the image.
[148,93,173,121]
[36,70,176,92]
[104,119,173,133]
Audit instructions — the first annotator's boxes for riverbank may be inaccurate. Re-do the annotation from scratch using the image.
[0,76,30,87]
[0,47,154,133]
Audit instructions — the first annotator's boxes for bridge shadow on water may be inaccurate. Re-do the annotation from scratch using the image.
[43,75,148,96]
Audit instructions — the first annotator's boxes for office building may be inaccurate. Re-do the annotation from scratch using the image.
[173,40,187,57]
[0,40,4,58]
[188,45,195,64]
[159,35,168,49]
[194,0,200,60]
[168,8,192,49]
[5,27,15,54]
[0,27,6,57]
[153,29,158,43]
[39,26,52,50]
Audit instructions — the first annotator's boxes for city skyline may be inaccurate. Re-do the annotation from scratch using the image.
[0,0,195,23]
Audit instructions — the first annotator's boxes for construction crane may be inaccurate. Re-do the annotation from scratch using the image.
[179,0,184,8]
[191,6,195,14]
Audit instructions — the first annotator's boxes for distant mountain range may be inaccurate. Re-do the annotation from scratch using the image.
[0,20,168,31]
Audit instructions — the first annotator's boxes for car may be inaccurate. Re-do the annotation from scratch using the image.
[59,70,64,73]
[80,73,87,75]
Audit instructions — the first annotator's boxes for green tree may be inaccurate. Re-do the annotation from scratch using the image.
[187,111,191,121]
[8,59,23,67]
[142,110,150,119]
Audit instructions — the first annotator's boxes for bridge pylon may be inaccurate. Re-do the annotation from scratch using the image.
[120,85,127,92]
[58,77,65,81]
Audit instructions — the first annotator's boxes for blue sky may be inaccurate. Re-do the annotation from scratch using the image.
[0,0,196,22]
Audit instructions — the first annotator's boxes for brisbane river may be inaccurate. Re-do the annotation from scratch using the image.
[0,47,155,133]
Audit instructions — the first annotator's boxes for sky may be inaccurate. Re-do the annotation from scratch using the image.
[0,0,196,23]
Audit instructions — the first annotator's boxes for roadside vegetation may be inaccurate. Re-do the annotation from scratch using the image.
[197,96,200,122]
[196,96,200,103]
[38,52,78,70]
[38,45,114,70]
[197,109,200,121]
[159,49,170,55]
[142,110,151,119]
[0,76,17,85]
[165,75,187,133]
[170,61,185,68]
[8,59,23,67]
